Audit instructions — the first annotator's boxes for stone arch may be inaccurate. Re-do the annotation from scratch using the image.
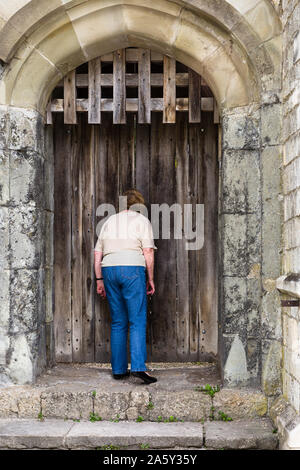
[0,0,283,390]
[0,0,281,116]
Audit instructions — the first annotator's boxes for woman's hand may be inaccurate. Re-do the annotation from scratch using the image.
[97,280,106,298]
[147,279,155,295]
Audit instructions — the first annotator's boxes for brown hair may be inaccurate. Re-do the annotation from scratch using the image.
[123,189,145,209]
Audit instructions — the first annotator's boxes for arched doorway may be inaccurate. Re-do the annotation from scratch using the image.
[51,48,219,364]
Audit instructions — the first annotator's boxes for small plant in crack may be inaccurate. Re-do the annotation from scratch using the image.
[140,443,150,449]
[136,416,145,422]
[147,401,154,410]
[91,390,96,398]
[89,412,102,422]
[194,384,220,398]
[218,411,232,422]
[272,428,278,434]
[37,411,44,421]
[110,414,120,422]
[209,406,215,421]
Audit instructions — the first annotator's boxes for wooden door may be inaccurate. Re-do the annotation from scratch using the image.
[53,110,218,363]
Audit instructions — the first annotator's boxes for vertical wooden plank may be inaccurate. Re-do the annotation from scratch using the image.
[119,113,134,194]
[64,70,77,124]
[188,68,201,123]
[175,112,190,360]
[136,121,150,204]
[138,49,151,124]
[70,114,83,362]
[113,49,126,124]
[213,98,220,124]
[150,112,177,360]
[163,56,176,123]
[81,114,95,362]
[53,113,72,361]
[136,119,151,360]
[188,121,202,360]
[198,113,219,358]
[88,58,101,124]
[95,113,112,363]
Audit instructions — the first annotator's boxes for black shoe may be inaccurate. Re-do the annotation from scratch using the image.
[113,370,130,380]
[131,371,157,384]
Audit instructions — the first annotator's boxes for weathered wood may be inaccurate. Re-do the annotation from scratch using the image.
[189,68,201,123]
[163,56,176,123]
[175,112,190,359]
[88,58,101,124]
[198,113,219,358]
[53,59,219,362]
[138,49,151,124]
[119,114,134,193]
[70,116,83,362]
[188,122,202,360]
[57,73,190,88]
[51,97,214,113]
[64,70,77,124]
[213,98,220,124]
[150,113,177,360]
[94,113,112,363]
[81,116,96,361]
[113,49,126,124]
[53,114,72,361]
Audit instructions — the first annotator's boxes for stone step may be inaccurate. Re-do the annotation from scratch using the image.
[0,418,278,450]
[0,363,269,422]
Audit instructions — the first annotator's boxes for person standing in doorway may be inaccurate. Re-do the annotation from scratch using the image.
[94,189,157,384]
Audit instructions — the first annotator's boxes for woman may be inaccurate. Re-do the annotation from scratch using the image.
[94,189,157,384]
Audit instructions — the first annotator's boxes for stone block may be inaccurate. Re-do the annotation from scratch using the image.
[7,107,44,154]
[41,390,93,420]
[213,388,268,419]
[223,214,247,276]
[93,389,149,421]
[0,329,9,366]
[0,149,9,205]
[205,418,277,449]
[261,289,282,340]
[222,277,247,334]
[222,149,260,213]
[125,390,151,421]
[0,270,10,330]
[9,205,44,269]
[0,105,8,150]
[222,110,260,150]
[65,420,203,450]
[261,103,282,146]
[0,418,73,449]
[246,277,261,337]
[262,339,282,396]
[9,269,43,334]
[148,390,211,422]
[0,206,9,269]
[248,212,262,265]
[223,334,250,385]
[10,150,45,207]
[6,334,34,384]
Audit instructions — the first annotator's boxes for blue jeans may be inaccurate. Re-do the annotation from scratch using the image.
[102,265,147,374]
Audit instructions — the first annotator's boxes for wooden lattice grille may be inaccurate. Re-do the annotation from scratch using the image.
[47,48,219,125]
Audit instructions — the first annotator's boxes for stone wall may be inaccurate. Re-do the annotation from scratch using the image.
[280,0,300,413]
[0,106,54,385]
[219,94,282,395]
